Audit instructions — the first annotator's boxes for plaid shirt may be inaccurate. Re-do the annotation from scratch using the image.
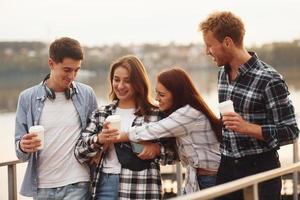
[218,52,299,158]
[128,104,220,193]
[74,100,178,199]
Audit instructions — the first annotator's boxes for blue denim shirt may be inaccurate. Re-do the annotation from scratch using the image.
[14,81,98,197]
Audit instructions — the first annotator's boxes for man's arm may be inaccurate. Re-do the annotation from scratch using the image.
[261,77,299,147]
[15,92,31,161]
[222,78,299,147]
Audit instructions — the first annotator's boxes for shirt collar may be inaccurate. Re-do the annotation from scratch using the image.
[238,52,258,76]
[224,51,258,77]
[36,81,78,101]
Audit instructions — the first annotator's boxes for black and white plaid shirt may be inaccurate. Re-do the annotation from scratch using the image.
[218,52,299,158]
[74,100,178,199]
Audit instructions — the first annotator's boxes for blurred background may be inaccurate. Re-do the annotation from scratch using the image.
[0,0,300,199]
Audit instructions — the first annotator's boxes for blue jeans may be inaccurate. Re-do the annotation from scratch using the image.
[95,172,119,200]
[36,182,90,200]
[197,175,217,189]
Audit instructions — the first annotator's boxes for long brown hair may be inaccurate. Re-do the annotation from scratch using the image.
[109,55,155,116]
[157,67,222,141]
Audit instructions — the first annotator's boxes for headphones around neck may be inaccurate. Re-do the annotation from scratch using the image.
[43,74,74,100]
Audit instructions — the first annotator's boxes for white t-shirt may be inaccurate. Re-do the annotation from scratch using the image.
[38,92,90,188]
[102,107,136,174]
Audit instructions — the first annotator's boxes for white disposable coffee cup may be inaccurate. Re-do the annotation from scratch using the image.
[219,100,234,114]
[105,115,121,130]
[29,125,45,150]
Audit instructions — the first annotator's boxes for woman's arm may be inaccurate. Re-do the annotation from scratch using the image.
[74,109,117,163]
[128,105,202,142]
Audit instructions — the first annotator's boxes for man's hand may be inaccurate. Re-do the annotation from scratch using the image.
[222,112,249,133]
[138,142,160,160]
[20,133,41,153]
[222,112,263,140]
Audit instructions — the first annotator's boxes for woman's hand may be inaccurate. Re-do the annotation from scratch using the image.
[138,141,160,160]
[106,131,129,143]
[96,121,119,144]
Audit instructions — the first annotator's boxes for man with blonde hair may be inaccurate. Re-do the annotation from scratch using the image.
[199,11,299,199]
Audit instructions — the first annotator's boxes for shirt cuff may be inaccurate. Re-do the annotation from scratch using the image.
[128,127,139,142]
[90,135,102,150]
[261,124,279,148]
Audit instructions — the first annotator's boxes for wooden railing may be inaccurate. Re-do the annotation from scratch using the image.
[0,160,23,200]
[170,162,300,200]
[171,139,299,200]
[1,141,298,200]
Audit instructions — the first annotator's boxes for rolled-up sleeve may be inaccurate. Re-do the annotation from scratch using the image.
[75,109,104,163]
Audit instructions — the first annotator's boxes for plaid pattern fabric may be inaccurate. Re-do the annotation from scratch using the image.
[128,105,221,193]
[218,52,299,158]
[119,165,162,200]
[75,100,177,199]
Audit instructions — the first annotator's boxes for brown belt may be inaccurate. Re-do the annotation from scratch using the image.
[196,168,217,176]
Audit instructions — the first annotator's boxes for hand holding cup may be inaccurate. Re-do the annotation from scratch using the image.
[219,100,235,115]
[20,125,44,153]
[97,115,121,144]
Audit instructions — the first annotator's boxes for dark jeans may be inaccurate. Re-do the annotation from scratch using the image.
[216,150,282,200]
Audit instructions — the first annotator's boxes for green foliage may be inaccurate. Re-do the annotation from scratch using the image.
[0,40,299,112]
[250,40,300,68]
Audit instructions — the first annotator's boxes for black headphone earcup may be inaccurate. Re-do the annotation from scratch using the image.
[64,88,71,100]
[43,73,73,100]
[49,88,56,99]
[44,85,56,100]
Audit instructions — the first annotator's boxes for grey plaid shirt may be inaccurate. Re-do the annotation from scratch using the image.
[128,105,221,193]
[218,52,299,158]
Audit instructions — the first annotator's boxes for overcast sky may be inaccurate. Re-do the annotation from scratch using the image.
[1,0,299,47]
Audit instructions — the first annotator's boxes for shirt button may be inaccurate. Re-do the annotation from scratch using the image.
[234,160,239,164]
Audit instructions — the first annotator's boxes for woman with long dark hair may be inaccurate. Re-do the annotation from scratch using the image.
[110,67,221,193]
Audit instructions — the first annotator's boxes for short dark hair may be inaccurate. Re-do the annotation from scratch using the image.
[199,11,245,47]
[49,37,83,63]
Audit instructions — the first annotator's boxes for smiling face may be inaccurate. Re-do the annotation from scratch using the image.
[203,30,231,67]
[48,57,81,92]
[155,81,173,112]
[112,66,135,105]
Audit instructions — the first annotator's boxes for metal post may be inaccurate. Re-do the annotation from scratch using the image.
[176,163,182,196]
[293,138,299,200]
[7,164,17,200]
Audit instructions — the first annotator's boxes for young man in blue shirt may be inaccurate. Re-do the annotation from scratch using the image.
[15,37,98,199]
